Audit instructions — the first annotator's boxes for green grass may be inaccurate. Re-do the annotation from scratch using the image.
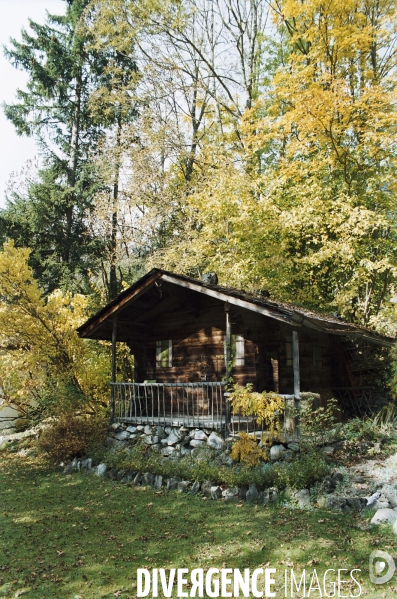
[0,452,396,598]
[100,443,330,491]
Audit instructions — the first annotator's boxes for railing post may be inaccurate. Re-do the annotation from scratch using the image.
[110,317,117,424]
[224,391,231,435]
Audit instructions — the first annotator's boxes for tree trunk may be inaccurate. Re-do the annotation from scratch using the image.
[65,56,83,264]
[109,115,122,300]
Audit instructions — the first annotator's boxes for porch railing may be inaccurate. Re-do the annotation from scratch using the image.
[111,382,299,437]
[111,382,227,429]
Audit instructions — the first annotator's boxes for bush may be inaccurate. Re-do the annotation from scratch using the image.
[297,397,340,452]
[338,417,379,442]
[228,383,284,435]
[230,432,268,466]
[274,452,330,490]
[102,442,329,491]
[38,414,108,462]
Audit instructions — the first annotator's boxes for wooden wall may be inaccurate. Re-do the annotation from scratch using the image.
[126,287,345,398]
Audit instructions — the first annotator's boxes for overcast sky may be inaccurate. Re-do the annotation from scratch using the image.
[0,0,64,208]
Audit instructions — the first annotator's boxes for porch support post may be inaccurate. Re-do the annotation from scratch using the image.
[292,328,300,398]
[224,302,231,437]
[292,328,300,439]
[110,317,118,424]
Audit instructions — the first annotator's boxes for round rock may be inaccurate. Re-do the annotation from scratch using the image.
[270,444,286,461]
[371,508,397,525]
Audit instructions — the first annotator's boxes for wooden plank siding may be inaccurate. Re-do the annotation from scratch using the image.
[126,288,341,399]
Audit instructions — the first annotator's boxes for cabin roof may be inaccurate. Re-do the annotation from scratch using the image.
[77,268,395,347]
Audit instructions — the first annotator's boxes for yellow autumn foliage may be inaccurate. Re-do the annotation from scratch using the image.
[0,241,110,421]
[242,0,397,324]
[230,432,268,467]
[229,383,285,432]
[152,0,397,330]
[229,383,285,465]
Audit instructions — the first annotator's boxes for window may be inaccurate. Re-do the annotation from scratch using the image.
[224,334,245,366]
[156,340,172,368]
[235,335,245,366]
[286,341,292,366]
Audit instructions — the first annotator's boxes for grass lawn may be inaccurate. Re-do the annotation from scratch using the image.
[0,451,396,598]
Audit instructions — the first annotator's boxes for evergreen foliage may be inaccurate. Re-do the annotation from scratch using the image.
[1,0,109,292]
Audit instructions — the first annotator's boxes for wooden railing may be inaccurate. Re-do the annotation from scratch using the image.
[111,382,227,429]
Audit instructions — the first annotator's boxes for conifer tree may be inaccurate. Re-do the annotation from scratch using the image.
[1,0,108,292]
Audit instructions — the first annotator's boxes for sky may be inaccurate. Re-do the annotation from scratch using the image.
[0,0,64,208]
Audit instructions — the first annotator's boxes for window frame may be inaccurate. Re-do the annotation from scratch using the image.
[156,339,173,368]
[224,334,245,367]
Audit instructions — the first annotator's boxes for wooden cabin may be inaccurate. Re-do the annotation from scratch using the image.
[77,269,394,434]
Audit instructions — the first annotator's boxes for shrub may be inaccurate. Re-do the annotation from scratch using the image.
[38,414,108,462]
[274,452,330,490]
[297,397,340,452]
[230,432,268,466]
[102,442,329,491]
[229,383,284,436]
[338,417,379,442]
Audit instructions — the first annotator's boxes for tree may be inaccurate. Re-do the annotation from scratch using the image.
[148,0,397,330]
[243,0,397,323]
[1,0,109,292]
[1,164,103,292]
[0,241,110,421]
[86,40,140,299]
[84,0,274,288]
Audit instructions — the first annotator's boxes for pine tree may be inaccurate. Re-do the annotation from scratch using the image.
[0,0,109,292]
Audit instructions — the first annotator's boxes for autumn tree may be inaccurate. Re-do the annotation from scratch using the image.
[243,0,397,323]
[80,0,274,291]
[0,241,110,421]
[154,0,397,327]
[3,0,397,331]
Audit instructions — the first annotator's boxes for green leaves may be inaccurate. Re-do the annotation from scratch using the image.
[1,1,112,293]
[3,0,397,334]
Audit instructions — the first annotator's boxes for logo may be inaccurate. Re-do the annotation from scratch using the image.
[369,550,395,584]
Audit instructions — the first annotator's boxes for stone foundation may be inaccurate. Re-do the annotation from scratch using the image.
[108,422,301,465]
[108,422,233,464]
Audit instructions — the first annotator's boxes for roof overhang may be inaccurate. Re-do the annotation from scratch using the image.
[77,270,162,339]
[77,269,395,348]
